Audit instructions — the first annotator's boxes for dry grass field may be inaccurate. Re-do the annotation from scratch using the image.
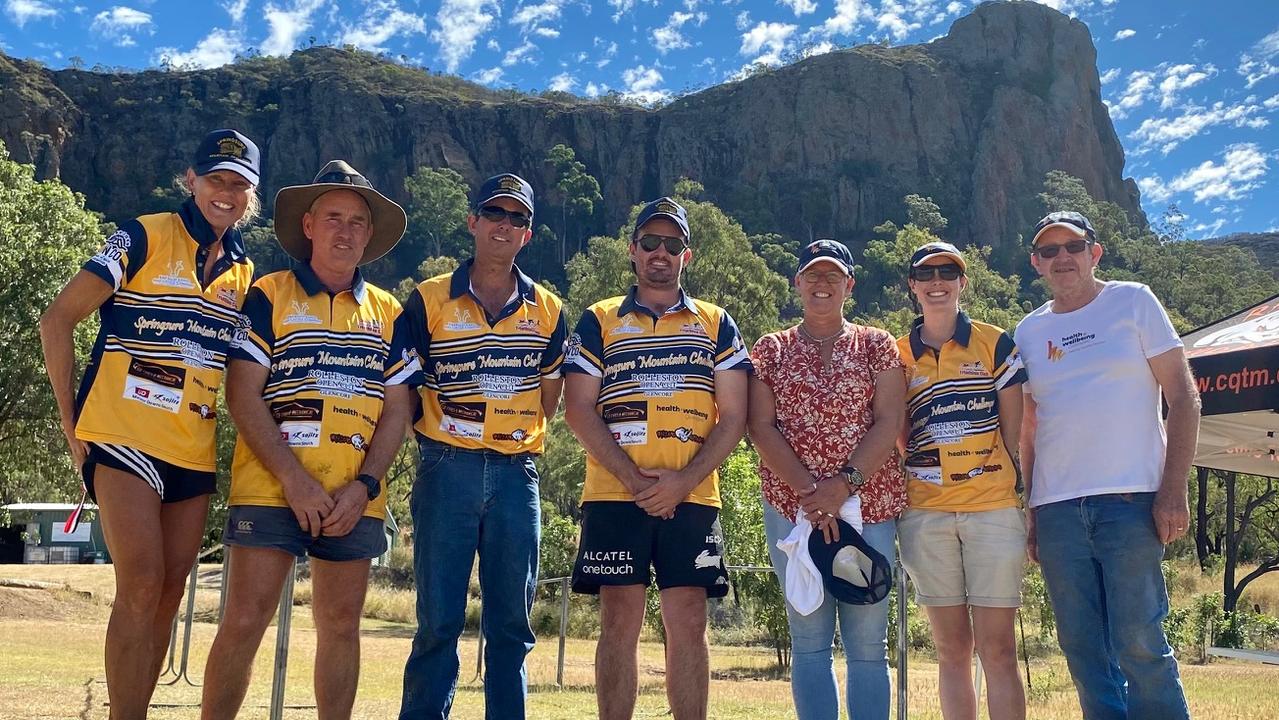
[0,563,1276,719]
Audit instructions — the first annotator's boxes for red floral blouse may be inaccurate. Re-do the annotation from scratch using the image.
[752,323,908,524]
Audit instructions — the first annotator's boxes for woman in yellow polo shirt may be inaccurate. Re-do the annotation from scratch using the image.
[40,129,259,718]
[895,242,1028,720]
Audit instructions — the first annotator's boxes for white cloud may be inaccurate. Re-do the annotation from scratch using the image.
[654,11,695,53]
[486,38,500,51]
[91,6,153,47]
[341,0,427,53]
[434,0,500,72]
[502,39,536,67]
[741,21,796,65]
[533,27,558,38]
[474,67,503,84]
[1157,63,1216,109]
[608,0,633,22]
[512,0,563,37]
[1099,67,1120,84]
[1130,100,1269,154]
[584,81,605,97]
[262,0,327,57]
[595,39,617,68]
[735,11,751,31]
[873,0,923,41]
[819,0,871,37]
[1238,27,1279,87]
[549,72,574,92]
[5,0,57,27]
[1109,70,1155,119]
[803,40,835,58]
[1139,143,1271,205]
[778,0,816,17]
[1265,94,1279,110]
[155,28,242,69]
[1113,28,1136,41]
[224,0,249,23]
[621,64,668,104]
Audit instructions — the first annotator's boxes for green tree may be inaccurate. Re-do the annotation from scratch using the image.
[402,166,471,260]
[0,141,106,502]
[564,183,790,344]
[545,144,602,263]
[394,255,460,300]
[904,194,948,235]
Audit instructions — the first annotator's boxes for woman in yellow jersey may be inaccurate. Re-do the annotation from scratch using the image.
[895,242,1028,720]
[40,129,259,719]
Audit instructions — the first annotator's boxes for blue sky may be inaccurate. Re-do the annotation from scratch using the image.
[1,0,1277,239]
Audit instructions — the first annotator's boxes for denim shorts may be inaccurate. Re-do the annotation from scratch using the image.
[223,505,386,562]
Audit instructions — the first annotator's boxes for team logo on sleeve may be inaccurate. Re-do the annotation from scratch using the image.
[566,333,583,361]
[91,229,132,268]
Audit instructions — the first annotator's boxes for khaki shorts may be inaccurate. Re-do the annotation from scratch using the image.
[898,506,1027,608]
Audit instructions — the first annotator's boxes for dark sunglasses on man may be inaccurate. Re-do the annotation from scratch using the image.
[478,205,532,228]
[910,264,963,281]
[1032,239,1091,259]
[636,233,688,255]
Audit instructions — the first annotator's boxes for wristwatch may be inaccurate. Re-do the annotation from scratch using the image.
[356,473,381,501]
[839,466,867,494]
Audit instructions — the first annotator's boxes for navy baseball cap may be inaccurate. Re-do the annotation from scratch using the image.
[909,241,967,272]
[1031,211,1096,245]
[193,129,260,185]
[797,239,854,276]
[475,173,535,216]
[807,519,893,605]
[634,197,690,240]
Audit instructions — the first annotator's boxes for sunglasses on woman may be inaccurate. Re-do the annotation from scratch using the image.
[478,205,532,228]
[909,264,963,281]
[1032,239,1090,259]
[636,234,688,255]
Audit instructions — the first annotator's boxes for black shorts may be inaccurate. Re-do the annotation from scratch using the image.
[83,442,216,504]
[572,501,729,598]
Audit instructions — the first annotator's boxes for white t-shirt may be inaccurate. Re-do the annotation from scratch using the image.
[1015,281,1182,507]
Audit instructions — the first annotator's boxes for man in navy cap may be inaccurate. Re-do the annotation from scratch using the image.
[399,173,568,719]
[564,197,751,720]
[1016,211,1199,720]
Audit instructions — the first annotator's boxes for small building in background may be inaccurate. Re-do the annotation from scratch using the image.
[0,503,109,564]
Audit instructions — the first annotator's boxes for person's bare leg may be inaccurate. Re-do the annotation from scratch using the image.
[199,546,295,720]
[972,606,1025,720]
[927,604,977,720]
[309,556,372,720]
[659,587,709,720]
[597,585,647,720]
[95,466,166,720]
[147,494,211,681]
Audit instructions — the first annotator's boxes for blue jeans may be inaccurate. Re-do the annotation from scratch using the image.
[1036,493,1190,720]
[764,501,897,720]
[399,439,541,720]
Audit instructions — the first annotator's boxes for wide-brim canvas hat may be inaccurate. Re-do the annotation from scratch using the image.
[273,160,407,265]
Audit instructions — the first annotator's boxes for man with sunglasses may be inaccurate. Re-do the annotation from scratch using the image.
[564,197,751,720]
[398,173,568,720]
[1014,211,1199,720]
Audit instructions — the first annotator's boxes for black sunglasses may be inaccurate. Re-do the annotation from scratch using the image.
[478,205,531,228]
[910,264,963,281]
[1032,239,1090,259]
[636,234,688,255]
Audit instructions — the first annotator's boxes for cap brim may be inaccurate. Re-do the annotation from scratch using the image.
[273,183,408,265]
[196,160,259,186]
[479,192,534,216]
[1031,222,1088,246]
[637,212,690,239]
[911,251,967,271]
[797,257,852,276]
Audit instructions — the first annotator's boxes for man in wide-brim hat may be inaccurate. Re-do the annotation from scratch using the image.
[202,160,424,720]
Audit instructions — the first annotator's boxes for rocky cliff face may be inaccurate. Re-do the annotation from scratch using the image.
[0,1,1141,253]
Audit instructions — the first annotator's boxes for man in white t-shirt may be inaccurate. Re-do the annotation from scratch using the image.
[1015,211,1200,720]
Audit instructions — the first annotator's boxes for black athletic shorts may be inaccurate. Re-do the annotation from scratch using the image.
[571,501,729,598]
[82,442,216,504]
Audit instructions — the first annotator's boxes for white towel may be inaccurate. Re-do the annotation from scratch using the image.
[776,495,863,616]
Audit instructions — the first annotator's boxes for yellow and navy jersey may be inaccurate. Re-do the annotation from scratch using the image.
[403,260,567,455]
[565,288,752,508]
[227,264,422,519]
[896,312,1027,512]
[74,198,254,471]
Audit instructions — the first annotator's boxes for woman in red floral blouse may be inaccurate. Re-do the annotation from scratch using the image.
[747,239,907,720]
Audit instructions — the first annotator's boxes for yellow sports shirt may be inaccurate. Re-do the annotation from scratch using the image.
[228,264,421,519]
[565,288,751,508]
[75,199,254,470]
